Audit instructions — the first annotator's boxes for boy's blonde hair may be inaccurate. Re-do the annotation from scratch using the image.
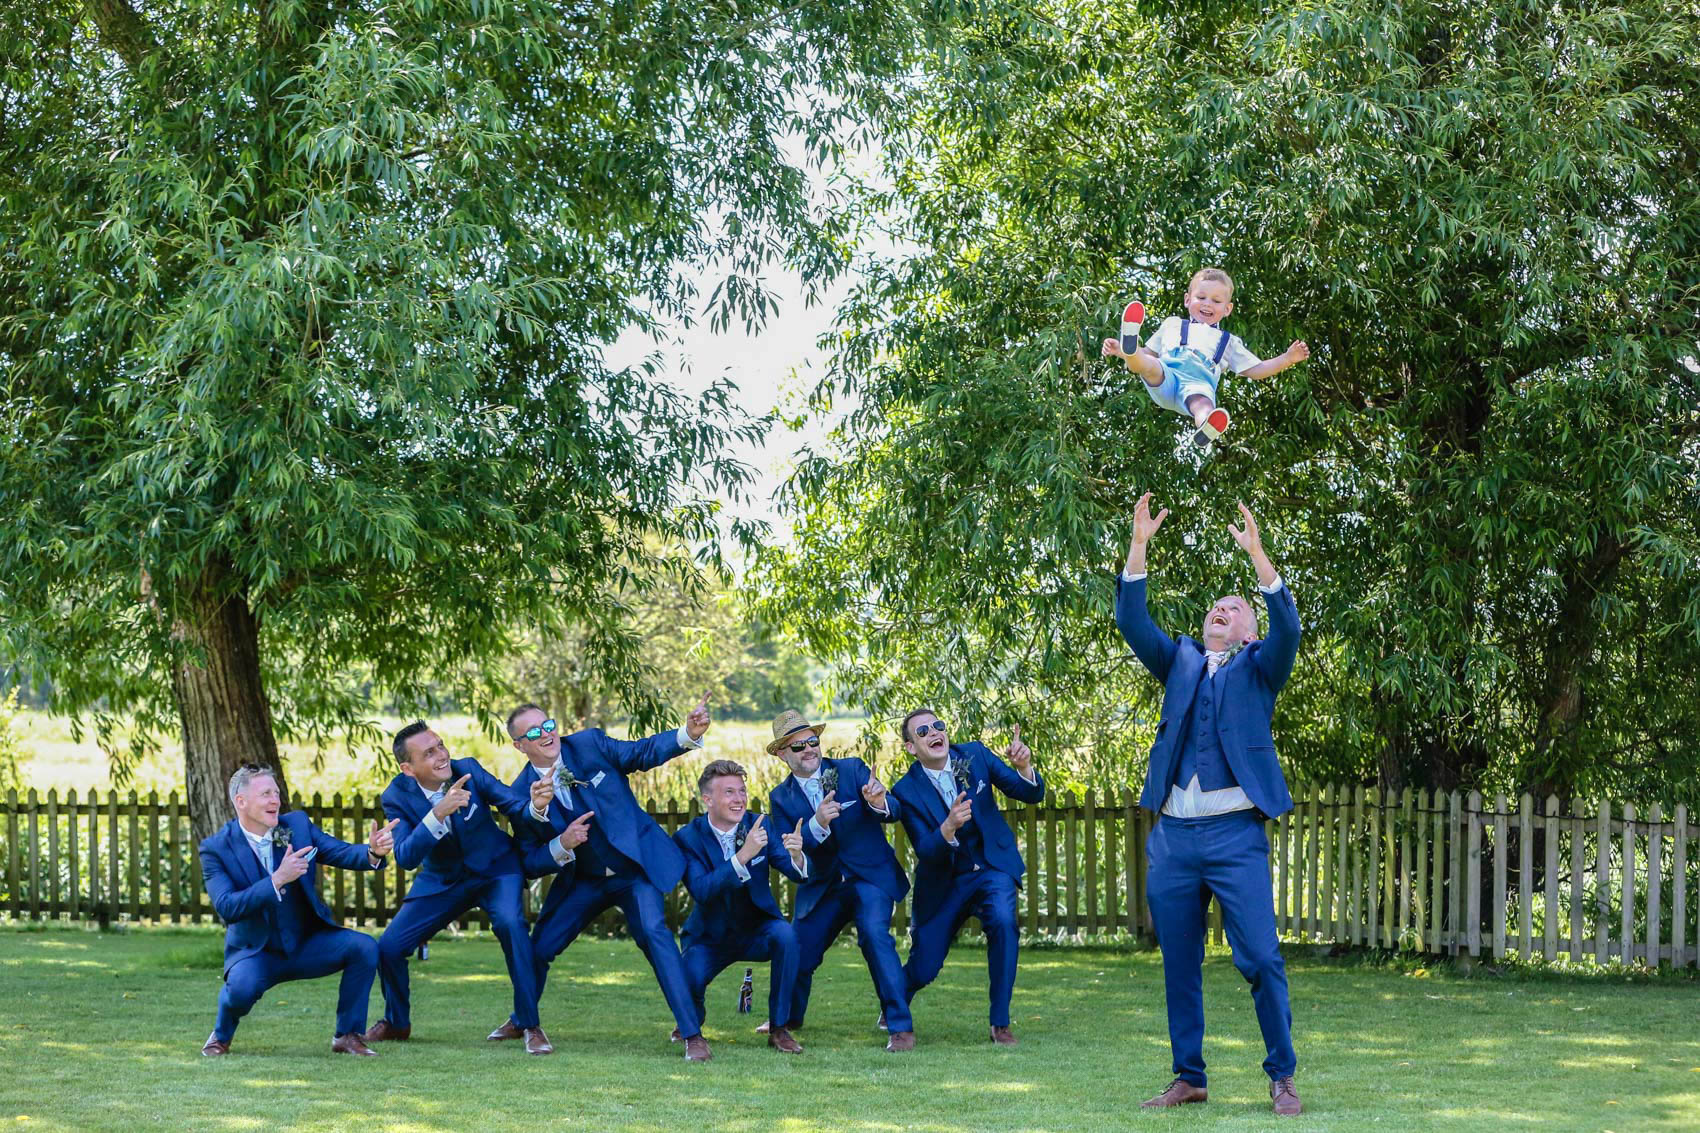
[1189,267,1234,296]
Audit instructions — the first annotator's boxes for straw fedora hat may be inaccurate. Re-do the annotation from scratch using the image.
[766,708,828,754]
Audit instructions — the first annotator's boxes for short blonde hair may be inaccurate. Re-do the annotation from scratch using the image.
[1189,267,1234,297]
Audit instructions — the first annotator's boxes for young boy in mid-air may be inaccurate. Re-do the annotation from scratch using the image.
[1101,268,1309,448]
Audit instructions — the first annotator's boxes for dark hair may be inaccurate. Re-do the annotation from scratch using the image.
[505,703,546,739]
[898,708,937,742]
[393,720,431,763]
[697,759,747,795]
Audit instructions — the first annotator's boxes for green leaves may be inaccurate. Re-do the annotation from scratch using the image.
[756,0,1700,803]
[0,0,933,780]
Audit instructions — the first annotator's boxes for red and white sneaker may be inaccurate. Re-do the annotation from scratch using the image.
[1119,301,1146,355]
[1191,407,1232,448]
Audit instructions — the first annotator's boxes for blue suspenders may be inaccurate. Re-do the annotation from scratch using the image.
[1179,319,1231,367]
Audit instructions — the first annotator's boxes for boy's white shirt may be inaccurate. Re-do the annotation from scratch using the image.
[1145,316,1263,379]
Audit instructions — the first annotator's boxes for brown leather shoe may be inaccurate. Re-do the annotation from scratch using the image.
[488,1020,525,1041]
[1141,1078,1208,1108]
[885,1030,916,1052]
[989,1026,1018,1046]
[524,1027,553,1056]
[200,1033,229,1057]
[361,1020,411,1042]
[683,1034,712,1062]
[768,1027,803,1054]
[670,1027,682,1043]
[1271,1076,1302,1116]
[331,1033,377,1056]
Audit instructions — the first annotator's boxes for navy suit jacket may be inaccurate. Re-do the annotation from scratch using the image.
[674,814,807,946]
[199,810,381,976]
[893,743,1045,926]
[380,757,545,900]
[1115,574,1301,818]
[768,756,908,918]
[511,727,693,913]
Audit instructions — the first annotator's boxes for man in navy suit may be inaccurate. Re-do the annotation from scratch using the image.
[892,711,1044,1045]
[673,759,810,1053]
[1117,494,1303,1117]
[363,721,557,1054]
[764,709,916,1051]
[502,698,715,1061]
[198,764,395,1056]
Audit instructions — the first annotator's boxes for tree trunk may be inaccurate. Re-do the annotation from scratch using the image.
[172,565,286,844]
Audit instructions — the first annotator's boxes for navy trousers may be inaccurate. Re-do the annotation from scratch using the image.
[1146,809,1296,1086]
[214,927,378,1041]
[788,878,912,1032]
[903,868,1021,1026]
[525,874,702,1036]
[681,917,798,1029]
[377,872,539,1029]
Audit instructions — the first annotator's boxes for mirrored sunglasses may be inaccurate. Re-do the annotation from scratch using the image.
[913,721,947,738]
[523,719,558,741]
[788,736,821,752]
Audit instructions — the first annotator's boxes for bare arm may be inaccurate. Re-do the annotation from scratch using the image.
[1239,340,1310,381]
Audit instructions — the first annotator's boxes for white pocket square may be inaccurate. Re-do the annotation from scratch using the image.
[590,771,606,787]
[976,781,987,794]
[750,855,767,866]
[840,798,860,810]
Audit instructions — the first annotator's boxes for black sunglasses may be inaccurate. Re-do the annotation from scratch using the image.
[523,719,558,741]
[788,737,821,752]
[913,721,947,738]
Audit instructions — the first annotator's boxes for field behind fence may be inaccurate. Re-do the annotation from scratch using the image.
[2,783,1696,968]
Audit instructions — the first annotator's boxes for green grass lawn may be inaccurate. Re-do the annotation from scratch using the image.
[1,927,1696,1131]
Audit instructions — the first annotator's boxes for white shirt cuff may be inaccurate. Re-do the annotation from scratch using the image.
[869,800,890,817]
[808,817,831,843]
[1259,575,1284,594]
[794,855,809,880]
[1122,570,1147,582]
[422,811,450,839]
[271,880,285,901]
[677,725,703,750]
[1019,767,1038,785]
[549,837,576,866]
[944,834,960,847]
[730,856,751,883]
[528,804,549,823]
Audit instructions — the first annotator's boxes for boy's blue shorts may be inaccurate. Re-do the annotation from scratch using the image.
[1143,348,1220,417]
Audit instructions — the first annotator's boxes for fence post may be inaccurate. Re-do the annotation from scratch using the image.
[1045,799,1060,935]
[68,789,81,922]
[5,788,20,920]
[27,788,42,921]
[1620,802,1637,965]
[147,789,161,923]
[47,789,62,920]
[1517,793,1533,960]
[1084,790,1099,937]
[1026,801,1041,937]
[1542,795,1559,962]
[1673,804,1689,969]
[1491,793,1507,960]
[1568,798,1586,963]
[1465,791,1482,956]
[1647,803,1664,968]
[1122,791,1139,938]
[1595,799,1611,963]
[1103,790,1119,935]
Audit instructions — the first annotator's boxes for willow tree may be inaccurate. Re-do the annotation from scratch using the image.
[757,1,1700,803]
[0,0,929,839]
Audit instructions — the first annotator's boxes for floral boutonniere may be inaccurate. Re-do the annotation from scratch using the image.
[949,755,973,796]
[270,825,292,850]
[1222,641,1247,665]
[817,766,839,798]
[553,764,591,796]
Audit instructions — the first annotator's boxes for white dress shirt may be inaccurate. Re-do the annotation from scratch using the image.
[1123,570,1283,818]
[241,824,286,901]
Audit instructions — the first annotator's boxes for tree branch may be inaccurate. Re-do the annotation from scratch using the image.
[84,0,157,73]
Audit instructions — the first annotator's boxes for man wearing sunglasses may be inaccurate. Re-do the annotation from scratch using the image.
[499,697,715,1061]
[891,710,1044,1045]
[764,709,914,1051]
[1117,494,1302,1117]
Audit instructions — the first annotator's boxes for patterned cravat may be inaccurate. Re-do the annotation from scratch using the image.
[1206,650,1228,677]
[800,776,822,809]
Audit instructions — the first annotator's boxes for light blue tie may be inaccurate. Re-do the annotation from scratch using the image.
[801,777,822,809]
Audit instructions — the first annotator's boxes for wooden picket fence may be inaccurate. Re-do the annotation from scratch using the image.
[2,784,1695,967]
